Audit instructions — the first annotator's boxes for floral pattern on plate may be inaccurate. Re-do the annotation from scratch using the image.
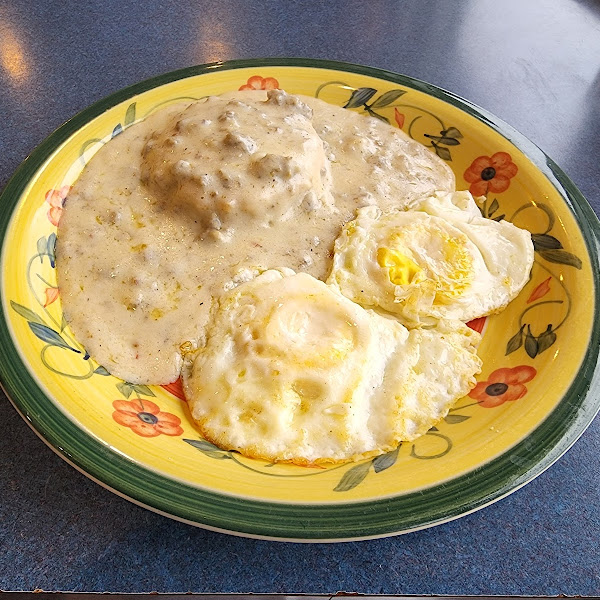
[1,61,596,539]
[7,80,586,494]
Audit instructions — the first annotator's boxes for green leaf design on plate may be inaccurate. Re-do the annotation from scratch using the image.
[442,126,463,138]
[372,446,399,473]
[432,144,451,161]
[532,233,563,250]
[185,439,222,452]
[343,87,377,109]
[28,322,78,351]
[366,108,390,123]
[183,438,232,460]
[537,248,582,269]
[492,213,506,222]
[200,450,233,460]
[116,382,157,398]
[11,300,47,326]
[79,137,105,161]
[112,123,123,138]
[334,461,371,492]
[537,325,557,354]
[94,366,111,376]
[444,414,470,424]
[370,89,406,108]
[506,324,525,355]
[116,381,134,398]
[424,134,460,146]
[133,384,156,397]
[47,232,57,267]
[525,325,539,358]
[124,102,137,126]
[488,198,499,217]
[36,236,47,264]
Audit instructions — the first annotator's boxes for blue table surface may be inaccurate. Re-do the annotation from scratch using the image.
[1,0,600,594]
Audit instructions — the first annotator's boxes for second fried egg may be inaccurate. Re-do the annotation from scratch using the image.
[327,191,534,325]
[183,268,482,465]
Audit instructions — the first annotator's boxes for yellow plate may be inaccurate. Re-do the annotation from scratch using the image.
[1,59,599,541]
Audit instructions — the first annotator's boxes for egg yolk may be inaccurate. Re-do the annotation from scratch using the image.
[377,228,474,305]
[377,246,422,285]
[261,294,357,367]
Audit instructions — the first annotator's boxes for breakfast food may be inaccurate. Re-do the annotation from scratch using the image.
[56,86,534,464]
[183,269,482,464]
[57,90,455,384]
[327,190,535,325]
[141,92,336,234]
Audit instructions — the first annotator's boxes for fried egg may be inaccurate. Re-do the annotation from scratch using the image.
[327,191,534,325]
[183,268,482,465]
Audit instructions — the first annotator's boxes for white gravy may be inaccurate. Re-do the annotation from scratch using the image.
[57,90,455,384]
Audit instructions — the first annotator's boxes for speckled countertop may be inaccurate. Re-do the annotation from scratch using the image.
[1,0,600,594]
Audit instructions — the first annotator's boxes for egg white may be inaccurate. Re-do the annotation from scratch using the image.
[327,191,534,325]
[183,268,482,465]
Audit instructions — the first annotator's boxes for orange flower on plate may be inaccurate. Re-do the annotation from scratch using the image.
[466,316,487,334]
[161,377,186,401]
[463,152,518,196]
[469,365,537,408]
[527,277,552,303]
[45,185,71,226]
[239,75,279,91]
[43,287,59,307]
[112,399,184,437]
[394,108,405,128]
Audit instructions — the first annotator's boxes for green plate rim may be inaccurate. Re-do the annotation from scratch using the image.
[1,57,600,541]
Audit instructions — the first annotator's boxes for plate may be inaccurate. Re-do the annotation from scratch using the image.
[1,58,600,542]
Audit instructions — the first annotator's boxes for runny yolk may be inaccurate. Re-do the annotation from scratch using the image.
[377,247,422,285]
